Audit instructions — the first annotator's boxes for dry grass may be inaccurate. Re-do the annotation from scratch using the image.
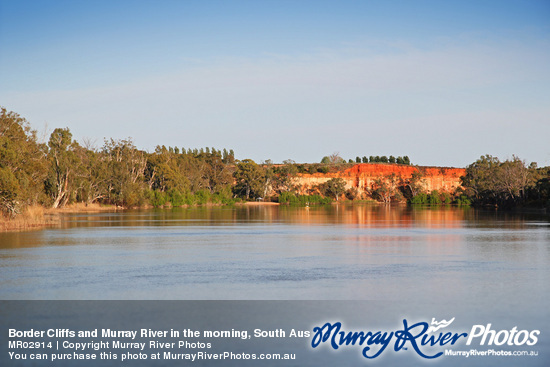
[1,203,120,232]
[241,201,280,206]
[48,202,120,213]
[0,205,59,232]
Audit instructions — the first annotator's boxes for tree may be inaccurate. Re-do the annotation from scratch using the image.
[260,160,275,199]
[273,160,298,193]
[371,174,399,203]
[345,187,360,200]
[497,156,534,201]
[203,153,233,194]
[0,167,20,216]
[73,145,109,204]
[321,152,345,164]
[0,107,48,214]
[461,155,501,203]
[233,159,265,199]
[404,170,427,198]
[356,157,361,163]
[320,178,346,201]
[533,171,550,205]
[148,146,191,193]
[47,128,81,208]
[102,138,147,206]
[462,155,536,207]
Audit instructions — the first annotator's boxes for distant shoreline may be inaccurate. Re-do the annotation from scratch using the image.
[1,203,119,233]
[1,202,283,232]
[240,202,280,206]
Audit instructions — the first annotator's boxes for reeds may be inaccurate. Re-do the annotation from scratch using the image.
[51,202,119,213]
[0,205,59,232]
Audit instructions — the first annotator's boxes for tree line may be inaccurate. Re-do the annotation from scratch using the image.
[0,108,241,215]
[354,155,411,165]
[320,152,411,165]
[460,154,549,209]
[1,107,549,216]
[348,155,549,209]
[0,107,356,214]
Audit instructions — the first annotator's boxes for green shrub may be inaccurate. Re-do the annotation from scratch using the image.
[194,189,211,205]
[278,191,296,204]
[167,189,186,206]
[122,183,148,207]
[454,195,472,206]
[149,190,167,207]
[278,192,331,205]
[410,193,428,204]
[442,192,452,204]
[212,186,236,205]
[428,190,442,204]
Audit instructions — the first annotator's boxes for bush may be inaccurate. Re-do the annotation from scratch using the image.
[0,167,20,215]
[167,189,186,206]
[212,186,236,205]
[428,190,442,204]
[305,194,332,205]
[454,195,472,206]
[307,165,318,174]
[194,189,211,205]
[410,192,428,204]
[345,188,359,200]
[122,183,148,207]
[278,192,331,205]
[278,191,296,204]
[149,190,168,207]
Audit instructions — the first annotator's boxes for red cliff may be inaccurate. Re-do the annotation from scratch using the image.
[294,163,466,196]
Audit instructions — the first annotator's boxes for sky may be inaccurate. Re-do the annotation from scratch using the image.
[1,0,549,167]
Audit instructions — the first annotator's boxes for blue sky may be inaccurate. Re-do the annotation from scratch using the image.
[1,0,549,167]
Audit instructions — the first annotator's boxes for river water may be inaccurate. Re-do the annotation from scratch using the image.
[1,205,549,366]
[1,205,548,302]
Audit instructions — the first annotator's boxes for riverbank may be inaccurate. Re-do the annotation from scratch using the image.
[240,201,280,206]
[50,202,122,213]
[0,203,119,232]
[0,206,59,232]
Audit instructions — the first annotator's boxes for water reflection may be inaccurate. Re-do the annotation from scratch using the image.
[0,205,541,235]
[0,205,548,304]
[15,205,477,231]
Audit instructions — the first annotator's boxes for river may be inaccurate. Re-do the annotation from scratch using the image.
[1,205,548,366]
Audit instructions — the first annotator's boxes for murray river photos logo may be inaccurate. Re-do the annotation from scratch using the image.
[311,318,540,359]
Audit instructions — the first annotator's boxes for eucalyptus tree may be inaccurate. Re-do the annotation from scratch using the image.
[47,128,82,208]
[321,178,347,201]
[273,160,299,193]
[233,159,265,199]
[0,108,48,214]
[102,138,148,206]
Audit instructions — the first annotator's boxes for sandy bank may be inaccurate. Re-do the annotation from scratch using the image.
[240,202,280,206]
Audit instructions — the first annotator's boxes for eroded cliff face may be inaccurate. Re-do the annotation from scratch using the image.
[294,163,466,195]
